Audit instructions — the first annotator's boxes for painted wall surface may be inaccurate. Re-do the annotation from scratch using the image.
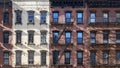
[12,0,49,67]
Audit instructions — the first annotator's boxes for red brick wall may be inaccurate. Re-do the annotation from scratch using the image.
[0,4,13,68]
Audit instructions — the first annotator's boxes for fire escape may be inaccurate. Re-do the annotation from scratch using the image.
[50,0,86,68]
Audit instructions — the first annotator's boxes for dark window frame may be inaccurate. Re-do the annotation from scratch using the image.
[65,31,71,44]
[77,11,83,24]
[16,31,22,44]
[28,51,34,64]
[90,31,96,44]
[77,51,83,65]
[65,11,71,24]
[103,51,109,64]
[41,51,47,65]
[77,31,83,44]
[116,30,120,44]
[15,10,22,24]
[28,11,34,23]
[3,31,9,44]
[90,12,96,23]
[40,11,47,24]
[3,51,9,65]
[90,51,96,65]
[28,31,34,44]
[53,31,59,44]
[16,51,22,65]
[64,51,71,64]
[53,11,59,23]
[103,12,109,23]
[3,11,9,24]
[53,51,59,65]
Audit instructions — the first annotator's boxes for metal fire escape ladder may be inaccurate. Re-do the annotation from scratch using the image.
[56,22,72,67]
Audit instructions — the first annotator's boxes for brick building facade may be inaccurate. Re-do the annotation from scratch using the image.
[0,0,12,68]
[50,0,120,68]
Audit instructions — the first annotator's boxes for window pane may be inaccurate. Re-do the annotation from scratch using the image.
[16,11,22,23]
[90,51,96,65]
[103,51,109,64]
[53,51,59,64]
[16,51,22,65]
[77,32,83,44]
[90,32,96,44]
[41,34,46,44]
[77,51,83,65]
[3,12,9,24]
[16,32,21,43]
[41,51,46,65]
[103,31,109,44]
[53,31,59,43]
[28,51,34,64]
[116,51,120,64]
[65,12,71,23]
[3,31,9,44]
[90,13,95,23]
[116,31,120,44]
[4,52,9,65]
[41,11,47,23]
[65,51,70,64]
[28,12,34,23]
[53,12,59,23]
[65,32,71,44]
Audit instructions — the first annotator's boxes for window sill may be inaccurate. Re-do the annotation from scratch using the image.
[40,43,47,45]
[3,43,11,45]
[77,23,83,24]
[27,23,34,25]
[77,43,84,45]
[28,43,35,45]
[15,43,22,45]
[77,64,84,66]
[40,23,47,25]
[40,64,48,66]
[15,23,22,25]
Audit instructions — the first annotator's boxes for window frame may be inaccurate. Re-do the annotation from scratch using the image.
[53,51,59,65]
[90,31,96,44]
[53,11,59,23]
[3,31,9,44]
[77,51,83,65]
[3,11,9,24]
[28,11,34,23]
[90,51,96,65]
[90,12,96,23]
[77,11,83,24]
[65,11,71,24]
[28,51,34,65]
[15,10,22,24]
[28,31,34,44]
[3,52,9,65]
[41,51,47,65]
[16,51,22,65]
[40,11,47,24]
[103,51,109,64]
[64,51,71,64]
[53,31,59,44]
[77,31,83,44]
[65,31,71,44]
[103,31,109,44]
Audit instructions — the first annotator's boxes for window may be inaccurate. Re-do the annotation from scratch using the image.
[28,51,34,64]
[116,51,120,64]
[116,31,120,44]
[28,31,34,44]
[103,31,109,44]
[77,12,83,24]
[90,32,96,44]
[3,31,9,44]
[65,32,71,44]
[53,31,59,43]
[103,12,109,22]
[77,31,83,44]
[41,31,47,44]
[16,51,22,65]
[41,51,47,65]
[90,51,96,65]
[53,12,59,23]
[77,51,83,65]
[53,51,59,64]
[116,12,120,22]
[90,12,96,23]
[3,12,9,24]
[15,10,22,24]
[28,11,34,23]
[16,31,22,44]
[40,11,47,23]
[4,52,9,65]
[65,51,71,64]
[103,51,109,64]
[65,12,71,24]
